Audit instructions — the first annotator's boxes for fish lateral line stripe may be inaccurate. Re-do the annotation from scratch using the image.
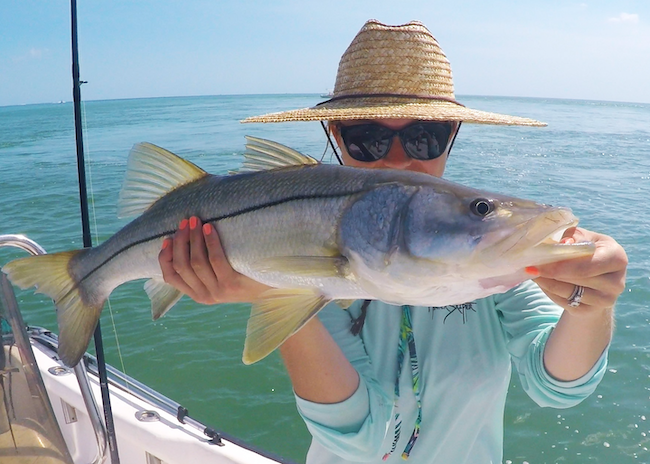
[202,189,370,222]
[69,187,374,296]
[60,229,177,303]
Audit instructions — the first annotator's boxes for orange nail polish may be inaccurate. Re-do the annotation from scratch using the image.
[203,223,212,235]
[161,239,170,250]
[525,266,540,276]
[179,219,188,230]
[189,216,198,230]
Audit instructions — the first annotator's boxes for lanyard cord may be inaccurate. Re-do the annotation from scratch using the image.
[384,305,422,460]
[320,121,343,165]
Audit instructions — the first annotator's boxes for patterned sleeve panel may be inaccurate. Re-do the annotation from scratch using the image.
[494,281,608,408]
[293,302,394,460]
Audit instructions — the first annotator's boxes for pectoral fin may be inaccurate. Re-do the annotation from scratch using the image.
[243,288,329,365]
[144,279,183,320]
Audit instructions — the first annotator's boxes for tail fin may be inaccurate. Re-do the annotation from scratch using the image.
[2,251,103,367]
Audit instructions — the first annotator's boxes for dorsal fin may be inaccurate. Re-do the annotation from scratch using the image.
[117,142,207,218]
[234,136,319,174]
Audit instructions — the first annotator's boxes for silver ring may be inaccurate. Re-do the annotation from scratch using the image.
[567,285,584,308]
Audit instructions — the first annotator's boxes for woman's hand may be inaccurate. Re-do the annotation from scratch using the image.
[535,227,627,381]
[158,216,272,304]
[159,217,359,402]
[534,227,627,315]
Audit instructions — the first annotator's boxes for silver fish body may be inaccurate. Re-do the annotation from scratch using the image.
[2,137,595,366]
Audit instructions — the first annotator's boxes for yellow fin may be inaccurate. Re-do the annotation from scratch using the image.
[233,136,319,174]
[242,288,329,364]
[117,142,207,218]
[144,279,183,320]
[250,256,350,278]
[2,251,101,367]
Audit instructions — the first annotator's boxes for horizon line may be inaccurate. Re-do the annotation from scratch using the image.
[2,92,649,110]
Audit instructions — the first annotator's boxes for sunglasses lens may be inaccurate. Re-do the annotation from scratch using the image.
[341,125,393,162]
[340,122,455,162]
[401,123,453,160]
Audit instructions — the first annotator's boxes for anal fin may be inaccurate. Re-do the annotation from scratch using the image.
[144,279,183,320]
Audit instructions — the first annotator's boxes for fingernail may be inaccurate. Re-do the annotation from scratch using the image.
[161,238,170,250]
[179,219,188,230]
[189,216,198,230]
[203,223,212,235]
[525,266,540,276]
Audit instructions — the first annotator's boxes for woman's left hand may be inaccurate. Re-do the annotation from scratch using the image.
[533,227,628,315]
[537,227,626,380]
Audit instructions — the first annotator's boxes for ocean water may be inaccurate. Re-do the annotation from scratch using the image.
[0,94,648,463]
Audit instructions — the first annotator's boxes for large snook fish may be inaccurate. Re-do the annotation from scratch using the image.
[3,137,595,367]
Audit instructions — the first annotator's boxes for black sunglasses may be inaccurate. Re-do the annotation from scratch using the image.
[339,121,457,162]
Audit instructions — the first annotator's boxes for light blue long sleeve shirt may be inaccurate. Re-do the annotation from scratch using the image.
[295,281,608,463]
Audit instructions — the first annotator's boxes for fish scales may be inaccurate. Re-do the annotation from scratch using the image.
[71,164,378,294]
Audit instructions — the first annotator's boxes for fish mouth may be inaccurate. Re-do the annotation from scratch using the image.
[478,206,594,267]
[522,207,579,247]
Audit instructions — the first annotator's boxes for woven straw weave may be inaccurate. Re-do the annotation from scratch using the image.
[243,20,545,126]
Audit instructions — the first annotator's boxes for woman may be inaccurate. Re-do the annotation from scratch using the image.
[159,20,627,463]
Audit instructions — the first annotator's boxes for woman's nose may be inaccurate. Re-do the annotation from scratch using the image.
[381,136,412,169]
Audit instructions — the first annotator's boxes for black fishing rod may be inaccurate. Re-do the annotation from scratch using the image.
[70,1,121,462]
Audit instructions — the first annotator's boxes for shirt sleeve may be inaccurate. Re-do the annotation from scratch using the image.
[293,302,394,460]
[494,280,608,408]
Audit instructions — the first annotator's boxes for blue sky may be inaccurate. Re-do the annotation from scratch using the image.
[1,0,649,106]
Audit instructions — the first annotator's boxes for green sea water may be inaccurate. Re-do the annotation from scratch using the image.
[1,94,648,463]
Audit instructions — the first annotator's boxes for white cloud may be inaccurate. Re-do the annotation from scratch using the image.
[608,13,640,24]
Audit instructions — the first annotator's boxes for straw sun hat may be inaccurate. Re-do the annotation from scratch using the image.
[243,20,545,126]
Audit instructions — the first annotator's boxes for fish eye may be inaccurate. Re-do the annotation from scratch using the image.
[470,198,494,217]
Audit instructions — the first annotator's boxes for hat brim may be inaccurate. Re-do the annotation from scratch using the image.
[242,97,546,127]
